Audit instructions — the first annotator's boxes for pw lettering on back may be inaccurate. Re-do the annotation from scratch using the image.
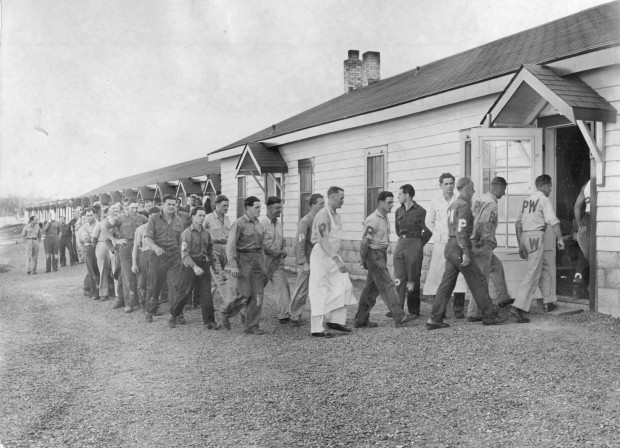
[521,199,540,214]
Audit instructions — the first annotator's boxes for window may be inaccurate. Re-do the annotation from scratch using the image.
[366,147,386,217]
[236,176,246,218]
[264,173,283,202]
[299,159,313,217]
[461,130,472,178]
[481,139,533,248]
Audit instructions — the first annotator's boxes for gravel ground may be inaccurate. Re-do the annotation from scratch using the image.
[1,242,619,448]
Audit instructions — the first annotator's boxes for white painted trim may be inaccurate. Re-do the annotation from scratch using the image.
[547,46,620,76]
[208,145,244,161]
[203,178,217,195]
[234,144,263,178]
[577,120,606,186]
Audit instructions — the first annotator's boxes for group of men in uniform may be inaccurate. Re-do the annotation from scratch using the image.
[21,171,576,337]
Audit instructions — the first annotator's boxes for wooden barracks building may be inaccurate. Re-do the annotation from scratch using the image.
[30,2,620,317]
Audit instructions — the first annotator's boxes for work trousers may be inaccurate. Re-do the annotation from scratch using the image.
[95,242,114,298]
[210,250,235,309]
[467,243,511,318]
[222,251,266,331]
[59,236,76,266]
[311,307,347,334]
[136,250,151,308]
[145,251,181,315]
[514,230,556,312]
[355,248,406,326]
[264,255,291,319]
[118,244,137,307]
[25,239,40,272]
[84,246,100,299]
[173,259,216,324]
[110,248,124,301]
[393,238,423,315]
[430,239,496,323]
[290,269,310,321]
[44,235,59,272]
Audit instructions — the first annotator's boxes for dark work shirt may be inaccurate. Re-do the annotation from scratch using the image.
[225,214,263,269]
[395,202,432,244]
[295,212,315,265]
[447,194,474,256]
[106,212,148,240]
[180,223,217,268]
[60,223,73,238]
[43,220,61,237]
[145,212,184,251]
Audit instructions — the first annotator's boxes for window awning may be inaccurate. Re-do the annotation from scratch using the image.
[234,142,288,178]
[203,174,221,196]
[483,64,616,186]
[485,64,616,127]
[154,182,176,199]
[176,178,203,198]
[136,186,155,201]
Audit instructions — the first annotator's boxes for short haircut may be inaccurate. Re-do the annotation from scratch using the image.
[456,177,472,190]
[327,186,344,197]
[266,196,282,206]
[148,207,160,215]
[439,173,455,184]
[535,174,552,189]
[491,176,508,186]
[29,216,36,222]
[190,206,206,216]
[308,193,324,206]
[84,207,95,214]
[244,196,260,209]
[399,184,415,198]
[215,195,229,205]
[378,191,394,203]
[162,195,176,204]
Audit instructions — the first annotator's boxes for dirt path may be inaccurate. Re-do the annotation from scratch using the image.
[1,242,619,448]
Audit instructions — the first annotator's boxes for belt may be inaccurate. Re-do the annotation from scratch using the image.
[399,234,421,239]
[238,248,262,253]
[26,237,37,240]
[84,243,93,247]
[162,248,178,254]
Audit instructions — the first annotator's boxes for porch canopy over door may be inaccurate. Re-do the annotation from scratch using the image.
[234,142,288,195]
[483,64,617,185]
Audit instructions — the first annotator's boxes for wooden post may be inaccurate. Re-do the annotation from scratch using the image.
[589,158,597,312]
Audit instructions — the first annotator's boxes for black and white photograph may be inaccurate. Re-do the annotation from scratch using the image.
[1,0,619,446]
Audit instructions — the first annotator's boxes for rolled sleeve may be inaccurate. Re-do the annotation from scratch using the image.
[543,199,561,227]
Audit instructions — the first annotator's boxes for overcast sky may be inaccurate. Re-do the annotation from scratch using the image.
[0,0,611,199]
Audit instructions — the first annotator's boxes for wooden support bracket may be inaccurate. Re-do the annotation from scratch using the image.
[576,120,605,187]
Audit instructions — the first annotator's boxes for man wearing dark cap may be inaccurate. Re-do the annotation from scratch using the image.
[467,176,514,321]
[426,177,507,329]
[392,184,433,318]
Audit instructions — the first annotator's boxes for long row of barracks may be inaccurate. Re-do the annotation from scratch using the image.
[29,2,620,317]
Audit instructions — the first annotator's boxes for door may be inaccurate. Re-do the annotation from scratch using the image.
[471,128,551,297]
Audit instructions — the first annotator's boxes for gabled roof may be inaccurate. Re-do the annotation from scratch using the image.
[177,178,203,196]
[235,142,289,176]
[80,157,220,198]
[487,64,617,126]
[212,1,620,154]
[154,182,176,199]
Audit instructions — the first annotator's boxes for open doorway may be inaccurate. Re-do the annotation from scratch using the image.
[555,126,591,302]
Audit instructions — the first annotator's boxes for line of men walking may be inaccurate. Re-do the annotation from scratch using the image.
[23,173,565,337]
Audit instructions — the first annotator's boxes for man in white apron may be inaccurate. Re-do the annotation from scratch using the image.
[512,175,565,322]
[308,186,357,338]
[424,173,467,319]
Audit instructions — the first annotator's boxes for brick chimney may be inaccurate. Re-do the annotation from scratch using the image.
[344,50,380,93]
[343,50,363,93]
[362,51,380,86]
